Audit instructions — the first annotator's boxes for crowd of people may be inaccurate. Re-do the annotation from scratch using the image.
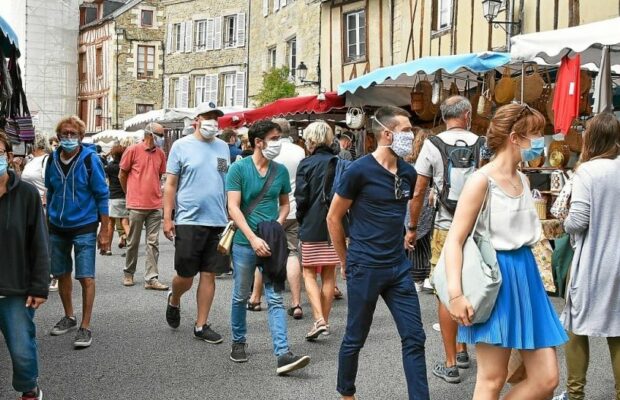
[1,95,619,400]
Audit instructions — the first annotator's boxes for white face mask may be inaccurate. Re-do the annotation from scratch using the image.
[374,118,414,158]
[262,139,282,160]
[200,120,219,140]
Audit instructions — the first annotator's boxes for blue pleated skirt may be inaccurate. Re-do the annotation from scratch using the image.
[458,246,568,350]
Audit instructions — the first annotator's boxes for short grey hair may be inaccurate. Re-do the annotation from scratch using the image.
[33,133,50,152]
[303,121,333,148]
[272,118,291,138]
[440,95,472,122]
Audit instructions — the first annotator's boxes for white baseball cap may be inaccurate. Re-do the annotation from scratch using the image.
[194,102,224,118]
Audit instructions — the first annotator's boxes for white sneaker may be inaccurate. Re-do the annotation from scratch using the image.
[551,392,568,400]
[49,278,58,292]
[423,278,433,290]
[432,323,441,332]
[414,282,423,292]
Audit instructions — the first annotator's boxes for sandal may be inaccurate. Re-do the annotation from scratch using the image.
[118,235,127,249]
[247,301,262,312]
[287,305,303,320]
[305,318,327,341]
[334,286,344,300]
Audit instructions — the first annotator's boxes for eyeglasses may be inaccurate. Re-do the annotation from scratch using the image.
[59,131,80,138]
[394,175,403,200]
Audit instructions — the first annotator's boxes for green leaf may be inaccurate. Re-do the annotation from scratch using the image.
[255,67,298,107]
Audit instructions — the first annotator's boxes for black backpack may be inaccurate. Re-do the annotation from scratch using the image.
[320,156,351,207]
[428,135,486,215]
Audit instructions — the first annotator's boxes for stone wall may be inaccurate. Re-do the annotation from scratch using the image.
[248,0,321,106]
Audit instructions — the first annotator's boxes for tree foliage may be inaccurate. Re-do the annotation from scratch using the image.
[255,67,297,106]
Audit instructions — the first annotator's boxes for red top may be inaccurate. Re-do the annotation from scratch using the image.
[553,54,581,135]
[120,142,166,210]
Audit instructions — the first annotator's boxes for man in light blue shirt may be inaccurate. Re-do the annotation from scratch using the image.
[162,104,230,344]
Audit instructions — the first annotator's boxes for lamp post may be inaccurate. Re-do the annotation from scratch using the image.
[482,0,521,50]
[297,61,321,86]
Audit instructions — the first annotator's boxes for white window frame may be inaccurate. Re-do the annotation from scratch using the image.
[173,23,183,52]
[222,73,236,107]
[286,37,297,77]
[172,78,180,107]
[267,46,277,70]
[194,76,206,106]
[195,20,208,51]
[223,15,237,49]
[438,0,453,31]
[345,10,366,63]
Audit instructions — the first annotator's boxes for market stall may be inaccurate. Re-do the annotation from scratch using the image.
[123,104,247,131]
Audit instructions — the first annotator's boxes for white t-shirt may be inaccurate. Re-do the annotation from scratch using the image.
[21,154,48,201]
[415,129,481,230]
[274,138,306,220]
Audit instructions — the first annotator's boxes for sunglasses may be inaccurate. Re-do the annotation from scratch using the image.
[394,175,403,200]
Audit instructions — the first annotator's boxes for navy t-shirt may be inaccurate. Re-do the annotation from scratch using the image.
[337,154,417,267]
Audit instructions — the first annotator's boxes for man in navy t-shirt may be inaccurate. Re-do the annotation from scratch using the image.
[327,106,429,400]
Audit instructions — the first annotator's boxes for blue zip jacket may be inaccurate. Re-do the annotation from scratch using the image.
[45,143,109,228]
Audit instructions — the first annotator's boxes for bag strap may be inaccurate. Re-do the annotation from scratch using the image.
[243,162,278,218]
[471,173,491,237]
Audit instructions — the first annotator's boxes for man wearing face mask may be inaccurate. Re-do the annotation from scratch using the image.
[45,116,110,348]
[407,95,486,384]
[163,105,229,343]
[0,131,49,400]
[327,106,429,400]
[226,120,311,375]
[119,122,168,290]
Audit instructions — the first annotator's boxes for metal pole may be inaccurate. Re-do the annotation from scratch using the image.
[507,0,514,51]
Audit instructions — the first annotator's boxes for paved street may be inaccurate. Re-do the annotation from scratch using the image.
[1,233,616,400]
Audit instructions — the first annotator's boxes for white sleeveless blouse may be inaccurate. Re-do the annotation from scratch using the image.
[475,172,542,251]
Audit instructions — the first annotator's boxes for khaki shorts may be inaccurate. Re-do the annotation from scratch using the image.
[283,219,299,257]
[430,228,449,269]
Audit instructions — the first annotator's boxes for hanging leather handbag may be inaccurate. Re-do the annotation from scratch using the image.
[4,59,34,141]
[494,67,516,105]
[431,182,502,325]
[217,165,279,255]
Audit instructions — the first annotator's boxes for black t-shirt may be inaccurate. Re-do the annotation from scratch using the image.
[104,161,125,199]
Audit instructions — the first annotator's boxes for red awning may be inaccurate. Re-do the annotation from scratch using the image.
[218,92,346,128]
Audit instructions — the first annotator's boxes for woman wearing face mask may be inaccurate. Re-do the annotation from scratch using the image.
[445,103,567,399]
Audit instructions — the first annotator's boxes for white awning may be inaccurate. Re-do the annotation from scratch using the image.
[123,106,249,130]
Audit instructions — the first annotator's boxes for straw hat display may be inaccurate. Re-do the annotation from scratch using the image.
[414,80,438,122]
[494,67,516,105]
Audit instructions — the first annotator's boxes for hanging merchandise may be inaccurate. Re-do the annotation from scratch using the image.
[414,79,438,122]
[515,64,545,104]
[410,75,424,112]
[431,70,443,105]
[345,107,366,130]
[552,55,581,135]
[3,56,34,141]
[494,67,516,105]
[0,47,12,102]
[592,46,613,114]
[548,139,571,168]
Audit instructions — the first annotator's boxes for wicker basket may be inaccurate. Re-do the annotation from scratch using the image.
[414,80,438,122]
[515,65,545,104]
[494,67,516,105]
[532,190,547,220]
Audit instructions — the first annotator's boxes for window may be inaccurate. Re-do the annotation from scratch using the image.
[345,10,366,63]
[171,78,180,107]
[141,10,153,27]
[222,73,236,107]
[80,6,97,25]
[96,47,103,78]
[79,100,88,126]
[267,46,277,69]
[137,45,155,79]
[195,20,208,51]
[432,0,453,31]
[173,23,182,52]
[286,37,297,77]
[224,15,237,48]
[194,76,206,106]
[136,104,154,114]
[79,52,86,82]
[95,99,102,128]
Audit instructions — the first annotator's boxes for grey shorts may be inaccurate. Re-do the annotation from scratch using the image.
[109,199,129,219]
[283,219,299,257]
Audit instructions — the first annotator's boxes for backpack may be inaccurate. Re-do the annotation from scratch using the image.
[320,156,351,207]
[429,135,486,215]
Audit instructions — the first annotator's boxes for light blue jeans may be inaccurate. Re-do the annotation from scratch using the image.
[0,296,39,393]
[231,243,289,357]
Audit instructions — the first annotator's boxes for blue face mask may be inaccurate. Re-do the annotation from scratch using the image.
[520,137,545,162]
[0,155,7,176]
[60,138,80,152]
[235,138,241,148]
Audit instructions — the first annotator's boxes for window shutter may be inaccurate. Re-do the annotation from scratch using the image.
[274,0,280,12]
[166,24,173,54]
[213,17,222,50]
[206,18,215,51]
[263,0,269,16]
[206,74,218,104]
[184,20,193,53]
[234,71,245,107]
[178,22,186,52]
[163,77,170,108]
[179,76,189,108]
[236,13,246,48]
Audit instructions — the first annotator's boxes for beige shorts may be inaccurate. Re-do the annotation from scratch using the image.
[430,228,449,269]
[283,219,299,257]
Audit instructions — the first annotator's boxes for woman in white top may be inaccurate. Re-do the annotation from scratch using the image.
[21,133,49,206]
[445,104,567,399]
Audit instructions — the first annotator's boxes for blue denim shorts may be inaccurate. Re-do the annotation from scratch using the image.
[50,232,97,279]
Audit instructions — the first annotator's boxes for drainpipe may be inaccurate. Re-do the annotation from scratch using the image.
[115,21,120,129]
[244,0,251,107]
[506,0,515,51]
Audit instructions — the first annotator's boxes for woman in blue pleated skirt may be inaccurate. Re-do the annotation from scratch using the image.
[443,104,568,399]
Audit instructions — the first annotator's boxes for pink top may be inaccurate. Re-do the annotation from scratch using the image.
[120,142,166,210]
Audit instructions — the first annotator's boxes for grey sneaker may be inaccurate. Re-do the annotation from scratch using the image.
[432,361,461,383]
[73,328,92,348]
[230,342,248,363]
[276,352,311,375]
[50,316,77,336]
[194,324,223,344]
[456,351,471,369]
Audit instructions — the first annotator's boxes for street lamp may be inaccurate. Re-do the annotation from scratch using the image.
[94,105,103,117]
[297,61,320,85]
[481,0,520,33]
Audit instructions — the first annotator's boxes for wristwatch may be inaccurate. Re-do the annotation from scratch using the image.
[406,225,417,232]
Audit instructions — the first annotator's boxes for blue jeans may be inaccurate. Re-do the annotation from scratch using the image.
[50,231,97,279]
[337,260,429,399]
[231,243,289,357]
[0,296,39,393]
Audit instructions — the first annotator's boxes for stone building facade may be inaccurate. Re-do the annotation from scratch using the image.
[78,0,165,133]
[162,0,249,110]
[248,0,322,106]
